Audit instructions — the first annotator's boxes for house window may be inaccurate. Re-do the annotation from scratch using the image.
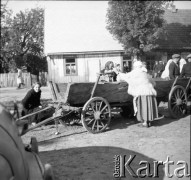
[65,58,77,75]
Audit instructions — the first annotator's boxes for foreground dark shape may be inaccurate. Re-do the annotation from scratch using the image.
[0,104,54,180]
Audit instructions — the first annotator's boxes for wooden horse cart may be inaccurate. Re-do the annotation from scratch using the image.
[15,75,191,135]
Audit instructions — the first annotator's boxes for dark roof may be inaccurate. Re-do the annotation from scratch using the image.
[157,9,191,50]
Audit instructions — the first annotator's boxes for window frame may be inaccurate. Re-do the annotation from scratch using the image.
[64,58,78,76]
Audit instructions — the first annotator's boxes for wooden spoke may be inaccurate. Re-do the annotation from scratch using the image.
[174,91,178,99]
[172,105,177,112]
[97,121,99,131]
[99,101,103,111]
[85,118,94,124]
[178,106,183,113]
[100,105,107,113]
[92,120,96,130]
[180,90,185,98]
[177,89,180,99]
[100,121,105,128]
[87,120,94,125]
[171,102,177,105]
[90,103,96,113]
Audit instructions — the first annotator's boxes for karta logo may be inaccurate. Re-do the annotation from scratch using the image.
[113,155,190,178]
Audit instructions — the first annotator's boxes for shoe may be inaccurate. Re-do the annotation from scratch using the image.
[138,123,148,128]
[147,122,151,127]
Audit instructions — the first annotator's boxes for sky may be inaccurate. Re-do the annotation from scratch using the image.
[2,1,191,54]
[3,1,191,15]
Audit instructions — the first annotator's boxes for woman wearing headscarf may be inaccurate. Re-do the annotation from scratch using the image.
[118,61,159,127]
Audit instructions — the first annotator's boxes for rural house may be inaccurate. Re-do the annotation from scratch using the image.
[44,2,191,83]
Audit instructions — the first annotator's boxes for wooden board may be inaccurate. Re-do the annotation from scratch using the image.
[154,78,189,100]
[49,78,190,106]
[54,81,132,106]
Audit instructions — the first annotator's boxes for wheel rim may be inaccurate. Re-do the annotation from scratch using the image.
[169,86,187,118]
[82,97,111,133]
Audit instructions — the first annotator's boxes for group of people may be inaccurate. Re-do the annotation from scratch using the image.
[153,61,165,78]
[102,53,191,128]
[155,54,191,79]
[103,61,121,82]
[20,53,191,130]
[103,61,131,82]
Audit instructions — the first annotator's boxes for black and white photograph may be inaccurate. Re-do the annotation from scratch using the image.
[0,1,190,180]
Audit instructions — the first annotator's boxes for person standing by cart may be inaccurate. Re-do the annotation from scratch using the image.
[21,82,42,127]
[169,54,181,79]
[113,64,121,81]
[118,61,159,127]
[17,67,24,89]
[180,54,191,78]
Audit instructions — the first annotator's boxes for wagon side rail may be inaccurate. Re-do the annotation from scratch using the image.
[185,77,191,94]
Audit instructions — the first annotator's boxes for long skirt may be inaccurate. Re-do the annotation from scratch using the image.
[136,95,158,122]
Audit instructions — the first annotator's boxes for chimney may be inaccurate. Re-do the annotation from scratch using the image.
[171,5,177,13]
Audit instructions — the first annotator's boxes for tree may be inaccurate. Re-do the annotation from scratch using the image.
[0,2,13,72]
[106,1,171,59]
[10,7,44,58]
[23,53,47,75]
[0,5,45,72]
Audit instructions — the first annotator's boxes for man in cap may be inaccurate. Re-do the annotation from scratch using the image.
[169,54,180,79]
[180,54,191,78]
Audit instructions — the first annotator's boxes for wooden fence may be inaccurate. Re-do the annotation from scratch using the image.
[0,72,48,88]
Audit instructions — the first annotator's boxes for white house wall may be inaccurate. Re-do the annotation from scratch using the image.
[86,56,122,82]
[48,54,122,83]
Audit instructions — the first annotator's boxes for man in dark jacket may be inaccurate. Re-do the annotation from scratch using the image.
[180,54,191,78]
[169,54,181,79]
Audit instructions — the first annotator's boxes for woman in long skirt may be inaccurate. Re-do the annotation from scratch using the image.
[118,61,159,127]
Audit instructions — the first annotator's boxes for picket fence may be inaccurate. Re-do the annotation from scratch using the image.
[0,72,48,88]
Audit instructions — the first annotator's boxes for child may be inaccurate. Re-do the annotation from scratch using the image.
[17,67,24,89]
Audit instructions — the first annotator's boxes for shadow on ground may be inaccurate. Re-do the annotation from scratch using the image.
[109,105,191,130]
[40,146,165,180]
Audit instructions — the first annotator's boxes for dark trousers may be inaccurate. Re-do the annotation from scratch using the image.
[18,82,25,88]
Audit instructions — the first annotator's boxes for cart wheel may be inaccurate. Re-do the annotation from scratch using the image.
[168,85,188,119]
[120,105,134,118]
[81,97,111,134]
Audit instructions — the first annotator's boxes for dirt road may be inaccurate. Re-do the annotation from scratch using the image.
[0,87,190,180]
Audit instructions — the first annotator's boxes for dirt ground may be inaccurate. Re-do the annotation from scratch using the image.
[0,87,190,180]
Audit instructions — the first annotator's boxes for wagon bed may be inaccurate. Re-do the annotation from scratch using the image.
[49,77,189,106]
